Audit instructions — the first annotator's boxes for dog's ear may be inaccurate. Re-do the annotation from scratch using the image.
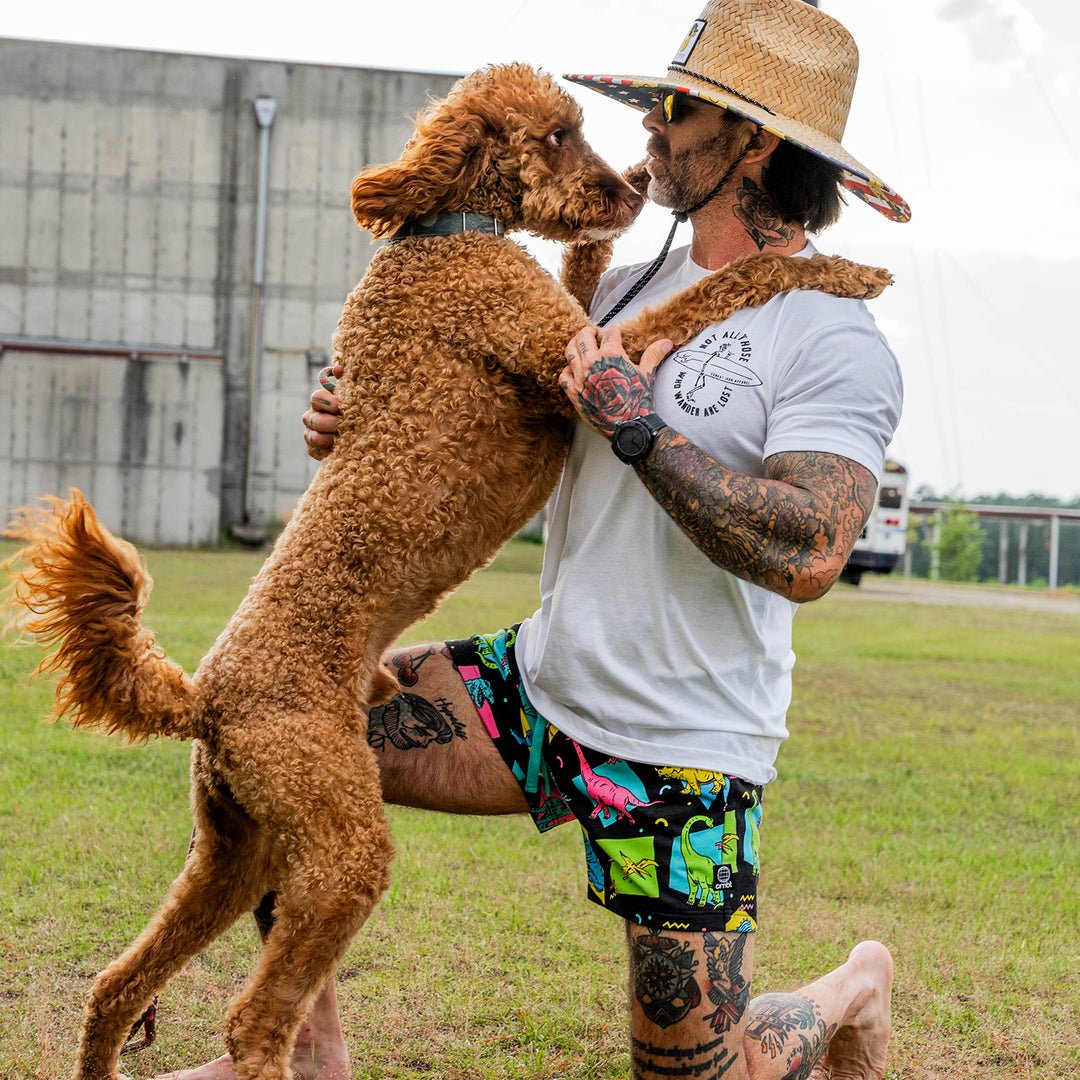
[351,106,492,240]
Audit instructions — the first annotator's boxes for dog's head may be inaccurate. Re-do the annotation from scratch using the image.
[350,63,643,241]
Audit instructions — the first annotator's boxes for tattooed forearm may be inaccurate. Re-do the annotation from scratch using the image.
[637,441,876,601]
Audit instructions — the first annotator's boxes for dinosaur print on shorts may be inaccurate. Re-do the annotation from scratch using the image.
[446,626,762,933]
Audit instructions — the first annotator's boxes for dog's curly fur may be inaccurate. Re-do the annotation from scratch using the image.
[4,63,891,1080]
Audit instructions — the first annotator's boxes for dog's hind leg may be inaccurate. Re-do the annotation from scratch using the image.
[221,733,393,1080]
[74,768,268,1080]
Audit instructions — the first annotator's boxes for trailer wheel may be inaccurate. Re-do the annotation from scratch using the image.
[840,566,863,586]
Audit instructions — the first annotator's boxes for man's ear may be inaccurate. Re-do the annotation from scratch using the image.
[744,129,781,167]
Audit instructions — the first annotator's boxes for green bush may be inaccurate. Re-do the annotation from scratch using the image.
[933,501,984,581]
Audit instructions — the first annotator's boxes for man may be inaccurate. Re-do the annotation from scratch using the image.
[160,1,904,1077]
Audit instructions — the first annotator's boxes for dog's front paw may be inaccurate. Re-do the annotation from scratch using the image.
[623,160,651,199]
[366,665,401,707]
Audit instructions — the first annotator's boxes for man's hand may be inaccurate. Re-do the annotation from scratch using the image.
[559,326,672,439]
[302,363,344,460]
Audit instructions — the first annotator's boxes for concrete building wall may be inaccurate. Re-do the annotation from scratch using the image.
[1,348,226,545]
[0,38,458,544]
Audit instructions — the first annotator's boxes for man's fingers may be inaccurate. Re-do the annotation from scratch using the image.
[638,338,673,379]
[303,409,338,434]
[304,429,332,460]
[309,391,341,414]
[567,326,602,365]
[303,365,345,461]
[599,326,625,355]
[558,364,578,398]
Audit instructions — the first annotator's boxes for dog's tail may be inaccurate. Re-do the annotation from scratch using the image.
[3,490,197,742]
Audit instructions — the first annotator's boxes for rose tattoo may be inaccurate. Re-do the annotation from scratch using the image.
[733,177,794,250]
[577,355,654,438]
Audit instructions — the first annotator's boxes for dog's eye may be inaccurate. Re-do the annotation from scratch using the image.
[546,129,565,148]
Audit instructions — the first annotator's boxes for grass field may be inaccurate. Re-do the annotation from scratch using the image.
[1,539,1077,1079]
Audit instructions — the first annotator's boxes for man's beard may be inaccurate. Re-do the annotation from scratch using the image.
[647,125,745,214]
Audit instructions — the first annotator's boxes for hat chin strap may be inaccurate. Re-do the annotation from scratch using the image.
[596,131,759,328]
[675,128,760,222]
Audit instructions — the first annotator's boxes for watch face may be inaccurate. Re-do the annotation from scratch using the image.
[613,419,652,462]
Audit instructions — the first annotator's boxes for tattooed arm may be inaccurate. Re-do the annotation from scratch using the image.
[560,326,876,603]
[639,441,875,602]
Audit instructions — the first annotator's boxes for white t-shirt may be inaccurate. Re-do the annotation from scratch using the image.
[514,242,903,784]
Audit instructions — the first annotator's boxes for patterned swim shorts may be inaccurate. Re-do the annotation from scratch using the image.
[446,626,763,934]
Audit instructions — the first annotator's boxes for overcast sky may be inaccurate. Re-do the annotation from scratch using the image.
[6,0,1079,500]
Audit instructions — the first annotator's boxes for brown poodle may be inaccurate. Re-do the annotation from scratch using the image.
[4,63,891,1080]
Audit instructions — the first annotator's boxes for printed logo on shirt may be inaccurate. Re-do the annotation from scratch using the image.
[670,330,761,417]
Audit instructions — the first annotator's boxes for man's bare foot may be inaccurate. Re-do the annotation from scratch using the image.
[153,1053,235,1080]
[153,980,349,1079]
[808,940,893,1080]
[152,1038,350,1080]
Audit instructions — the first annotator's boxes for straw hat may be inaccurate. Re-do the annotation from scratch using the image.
[565,0,910,222]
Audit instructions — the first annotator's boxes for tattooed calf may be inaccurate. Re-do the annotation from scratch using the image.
[703,931,750,1035]
[631,1036,740,1079]
[745,994,825,1060]
[631,934,702,1029]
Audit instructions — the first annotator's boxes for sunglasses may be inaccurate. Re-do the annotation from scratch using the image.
[658,89,690,123]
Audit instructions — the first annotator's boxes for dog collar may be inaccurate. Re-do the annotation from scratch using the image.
[389,212,505,242]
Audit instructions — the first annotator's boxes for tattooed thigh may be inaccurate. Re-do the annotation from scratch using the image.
[368,647,466,753]
[627,926,755,1079]
[368,642,528,815]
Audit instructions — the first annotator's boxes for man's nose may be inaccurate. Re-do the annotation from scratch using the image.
[642,103,664,133]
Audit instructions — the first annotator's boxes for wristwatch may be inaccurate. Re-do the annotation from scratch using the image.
[611,413,668,465]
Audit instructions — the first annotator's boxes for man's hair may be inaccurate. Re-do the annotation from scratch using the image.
[762,139,845,233]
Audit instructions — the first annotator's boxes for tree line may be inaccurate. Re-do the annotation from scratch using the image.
[906,490,1080,587]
